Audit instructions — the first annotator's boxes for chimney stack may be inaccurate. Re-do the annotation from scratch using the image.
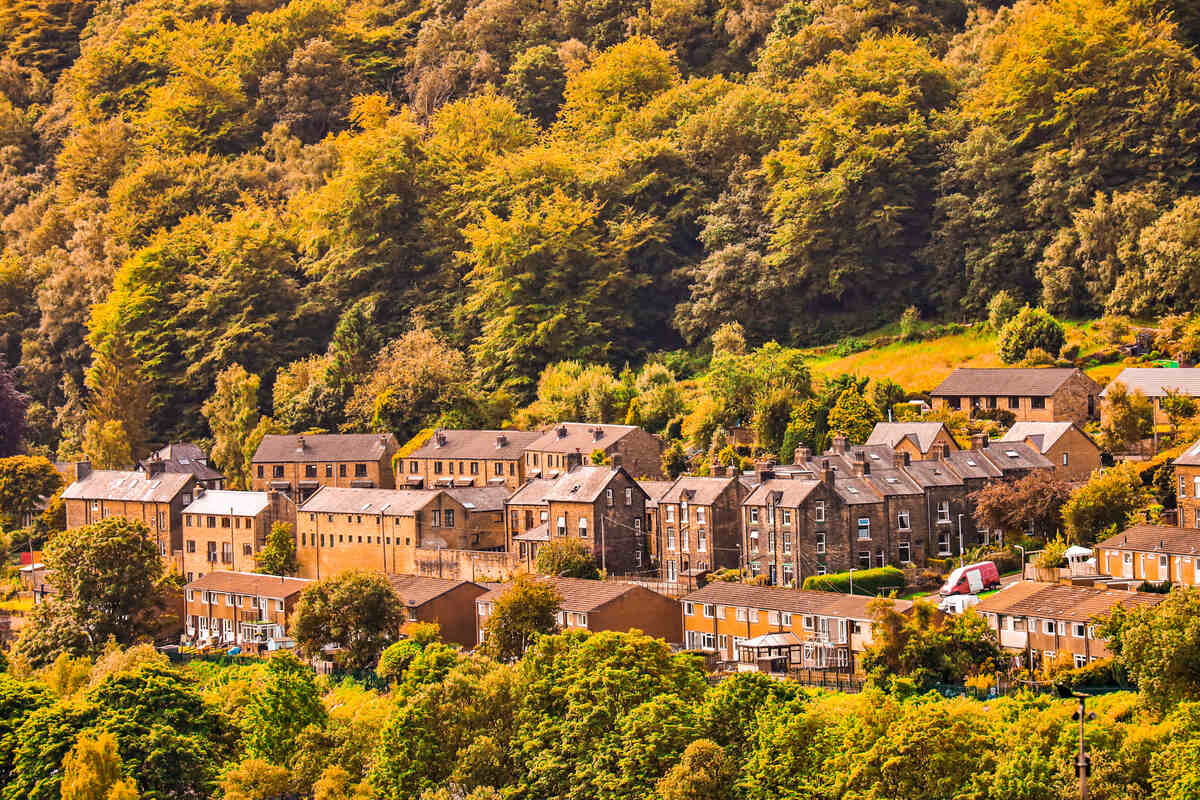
[591,427,603,441]
[971,434,988,450]
[147,460,166,477]
[794,445,812,464]
[496,433,507,448]
[611,453,623,468]
[75,460,91,481]
[557,425,568,438]
[726,465,738,478]
[435,431,447,447]
[297,435,306,452]
[820,459,835,487]
[832,434,849,454]
[892,450,907,469]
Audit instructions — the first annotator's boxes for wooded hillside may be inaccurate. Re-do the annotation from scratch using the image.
[0,0,1198,452]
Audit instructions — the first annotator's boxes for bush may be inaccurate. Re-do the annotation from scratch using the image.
[832,336,868,357]
[899,306,921,340]
[1035,537,1067,569]
[997,306,1066,364]
[802,566,905,595]
[1055,657,1119,690]
[971,407,1016,427]
[987,290,1021,332]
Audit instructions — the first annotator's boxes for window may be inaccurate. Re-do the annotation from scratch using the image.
[814,501,825,523]
[1044,620,1056,635]
[1062,453,1069,466]
[986,396,998,409]
[1160,554,1169,571]
[667,527,676,550]
[186,540,196,553]
[782,612,792,626]
[876,550,886,568]
[816,532,826,554]
[305,464,317,478]
[606,489,614,506]
[681,528,690,551]
[1195,476,1200,500]
[1031,397,1046,409]
[698,528,707,552]
[243,543,252,556]
[703,604,715,618]
[667,560,678,581]
[782,531,790,554]
[434,461,443,474]
[410,461,419,474]
[898,540,911,563]
[272,465,284,478]
[802,615,814,630]
[495,462,503,475]
[750,530,759,552]
[736,606,747,622]
[665,506,675,523]
[339,464,347,477]
[470,462,479,475]
[221,516,231,528]
[947,397,961,410]
[1074,654,1088,668]
[625,487,633,506]
[750,508,760,524]
[858,551,870,569]
[767,610,780,625]
[557,516,566,537]
[444,509,454,527]
[432,510,441,527]
[1008,396,1020,409]
[207,542,217,562]
[897,511,911,531]
[697,507,707,524]
[1073,622,1086,638]
[937,501,951,523]
[257,465,264,479]
[857,517,870,540]
[156,511,166,529]
[579,518,588,538]
[748,608,759,622]
[634,518,641,532]
[938,532,951,555]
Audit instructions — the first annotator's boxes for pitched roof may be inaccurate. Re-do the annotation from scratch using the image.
[138,443,224,482]
[61,470,193,503]
[942,449,1003,480]
[541,466,643,504]
[744,478,821,508]
[475,576,664,612]
[408,429,542,460]
[976,442,1054,473]
[637,480,676,508]
[183,490,273,517]
[1175,437,1200,467]
[299,487,445,516]
[1101,368,1200,398]
[526,422,643,454]
[186,570,311,598]
[442,486,510,512]
[999,422,1087,454]
[866,422,953,453]
[252,433,396,464]
[931,368,1088,397]
[386,574,484,606]
[974,580,1164,623]
[1096,524,1200,556]
[682,581,911,620]
[660,475,739,506]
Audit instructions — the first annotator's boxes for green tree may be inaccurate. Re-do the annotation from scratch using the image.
[1062,462,1152,544]
[871,379,906,418]
[826,387,882,445]
[255,522,299,576]
[1100,588,1200,713]
[202,363,261,490]
[292,571,404,670]
[216,758,291,800]
[1101,382,1154,452]
[0,455,63,529]
[0,674,53,786]
[987,290,1021,332]
[243,651,327,765]
[82,420,133,470]
[0,356,28,456]
[61,731,140,800]
[1161,388,1198,440]
[534,538,600,579]
[83,330,154,462]
[480,574,561,662]
[861,599,1000,690]
[971,470,1072,539]
[656,739,734,800]
[661,440,688,479]
[997,306,1066,364]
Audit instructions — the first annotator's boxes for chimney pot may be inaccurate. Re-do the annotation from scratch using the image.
[558,425,568,438]
[971,434,988,450]
[794,446,812,465]
[75,461,92,481]
[297,435,306,451]
[833,434,849,453]
[496,433,507,448]
[592,427,603,441]
[726,465,738,477]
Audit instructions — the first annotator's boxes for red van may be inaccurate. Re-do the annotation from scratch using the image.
[939,561,1001,596]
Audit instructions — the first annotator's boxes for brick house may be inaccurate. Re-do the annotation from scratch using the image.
[637,479,675,567]
[655,475,750,584]
[975,581,1164,667]
[998,422,1101,482]
[388,574,488,649]
[1174,438,1200,529]
[62,464,196,570]
[865,422,959,461]
[295,487,472,580]
[442,487,510,550]
[1101,368,1200,431]
[504,465,649,575]
[475,576,681,645]
[250,433,400,501]
[181,489,296,582]
[137,443,224,490]
[184,571,311,650]
[931,368,1101,424]
[524,423,664,480]
[402,429,542,490]
[1094,524,1200,585]
[680,582,911,674]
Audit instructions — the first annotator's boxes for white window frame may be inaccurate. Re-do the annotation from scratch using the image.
[1043,620,1056,635]
[816,532,826,554]
[684,601,694,616]
[897,511,911,531]
[937,501,951,524]
[815,501,825,522]
[857,517,870,540]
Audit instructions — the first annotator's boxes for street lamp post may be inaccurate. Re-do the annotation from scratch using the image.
[957,513,965,567]
[1058,684,1094,800]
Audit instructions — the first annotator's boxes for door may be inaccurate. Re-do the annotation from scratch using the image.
[1123,552,1133,578]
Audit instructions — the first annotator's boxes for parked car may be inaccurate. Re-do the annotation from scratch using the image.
[939,561,1000,596]
[937,594,980,614]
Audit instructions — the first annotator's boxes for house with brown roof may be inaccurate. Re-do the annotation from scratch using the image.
[975,580,1165,667]
[637,479,675,556]
[1174,438,1200,529]
[402,429,542,490]
[680,582,912,674]
[865,422,959,461]
[475,576,681,646]
[1101,368,1200,432]
[655,475,749,586]
[505,465,649,575]
[443,486,510,550]
[524,423,664,480]
[931,368,1101,424]
[998,422,1101,481]
[62,465,197,570]
[1094,524,1200,585]
[181,490,296,582]
[137,443,224,490]
[250,433,400,501]
[388,574,488,648]
[184,571,312,651]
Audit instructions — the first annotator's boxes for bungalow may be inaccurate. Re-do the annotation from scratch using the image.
[1094,524,1200,586]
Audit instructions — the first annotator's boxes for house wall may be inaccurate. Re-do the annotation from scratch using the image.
[64,491,191,572]
[591,587,682,643]
[400,456,525,490]
[526,430,665,480]
[184,588,298,645]
[1177,464,1200,529]
[933,374,1098,425]
[657,484,747,581]
[1043,428,1102,482]
[407,583,489,649]
[1096,546,1200,585]
[250,446,398,498]
[983,612,1112,662]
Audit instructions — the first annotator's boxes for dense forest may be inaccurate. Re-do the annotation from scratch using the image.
[0,0,1199,456]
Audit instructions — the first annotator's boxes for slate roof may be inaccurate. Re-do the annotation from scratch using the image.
[1096,524,1200,556]
[1000,422,1081,454]
[62,470,193,503]
[1175,437,1200,467]
[186,571,311,598]
[541,466,644,504]
[442,486,511,512]
[682,582,912,620]
[183,490,272,517]
[299,487,444,516]
[387,574,483,606]
[408,429,541,460]
[744,478,821,507]
[866,422,954,453]
[1101,368,1200,398]
[932,368,1087,397]
[475,576,662,612]
[139,443,224,482]
[253,433,396,463]
[637,480,676,509]
[506,478,556,506]
[974,580,1164,623]
[526,423,642,453]
[660,475,739,506]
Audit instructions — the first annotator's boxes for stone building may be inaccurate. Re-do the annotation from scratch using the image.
[250,433,399,501]
[654,474,750,584]
[137,443,224,490]
[865,422,959,461]
[523,423,665,480]
[998,422,1101,482]
[931,368,1101,424]
[181,489,296,582]
[401,429,542,490]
